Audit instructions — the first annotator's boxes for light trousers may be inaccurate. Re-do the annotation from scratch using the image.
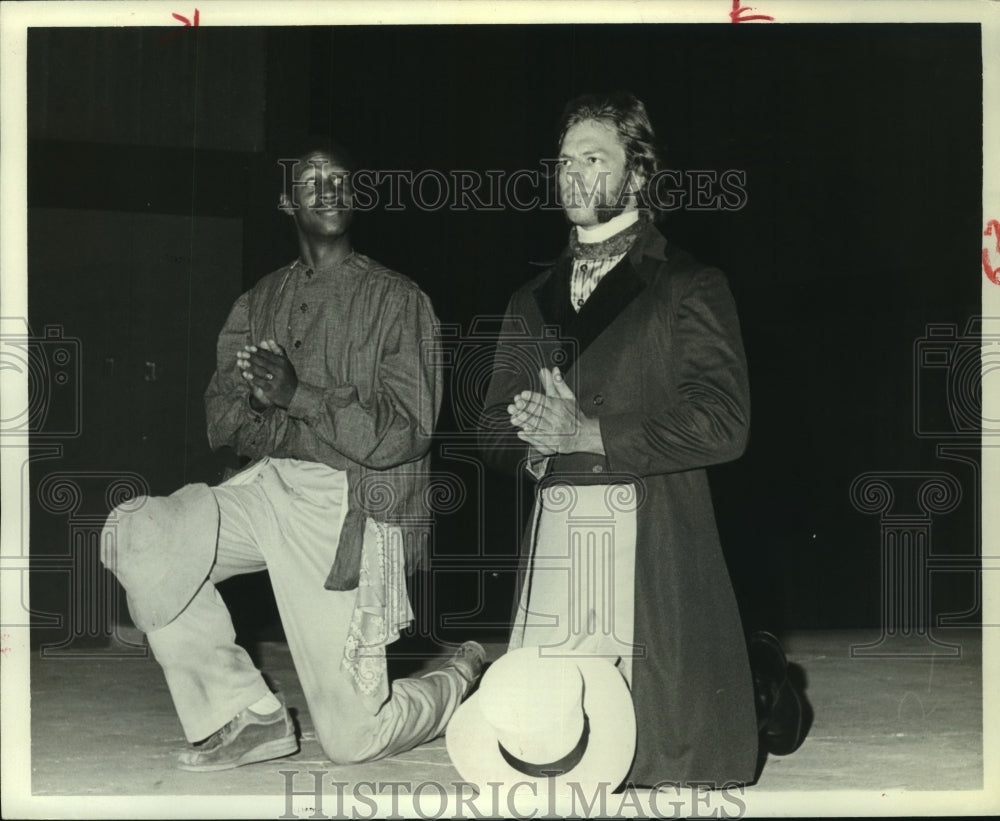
[509,483,638,685]
[144,457,463,764]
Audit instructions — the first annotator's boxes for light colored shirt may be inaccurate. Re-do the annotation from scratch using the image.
[569,210,640,312]
[204,251,442,584]
[570,255,626,312]
[205,253,440,473]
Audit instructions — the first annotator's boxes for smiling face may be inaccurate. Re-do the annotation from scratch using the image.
[557,118,639,227]
[280,151,353,240]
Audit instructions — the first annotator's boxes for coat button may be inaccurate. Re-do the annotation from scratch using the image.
[300,302,308,312]
[592,464,604,474]
[293,340,302,349]
[592,394,604,406]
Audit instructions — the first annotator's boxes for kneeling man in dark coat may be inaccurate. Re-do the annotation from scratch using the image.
[480,91,767,788]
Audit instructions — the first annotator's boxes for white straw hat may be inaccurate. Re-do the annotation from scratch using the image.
[446,647,636,793]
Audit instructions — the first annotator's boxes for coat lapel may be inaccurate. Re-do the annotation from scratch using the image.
[531,227,661,373]
[530,255,576,373]
[567,256,647,369]
[532,254,573,329]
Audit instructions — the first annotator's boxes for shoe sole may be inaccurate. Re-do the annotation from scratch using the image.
[764,682,806,756]
[177,734,299,772]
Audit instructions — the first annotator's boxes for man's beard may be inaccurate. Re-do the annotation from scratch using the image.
[559,170,642,225]
[594,198,627,224]
[594,174,637,223]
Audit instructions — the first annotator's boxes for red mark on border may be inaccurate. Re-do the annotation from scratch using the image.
[172,8,200,27]
[161,8,200,44]
[984,219,1000,285]
[730,0,774,23]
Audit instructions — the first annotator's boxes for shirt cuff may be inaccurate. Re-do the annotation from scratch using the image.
[286,381,325,421]
[526,451,550,480]
[247,393,275,419]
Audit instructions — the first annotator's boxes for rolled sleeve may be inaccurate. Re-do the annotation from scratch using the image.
[286,380,326,422]
[205,292,284,458]
[280,282,441,471]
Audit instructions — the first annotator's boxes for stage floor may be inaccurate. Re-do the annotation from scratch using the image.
[15,628,994,817]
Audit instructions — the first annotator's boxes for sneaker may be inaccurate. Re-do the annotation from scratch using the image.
[177,694,298,772]
[425,641,487,698]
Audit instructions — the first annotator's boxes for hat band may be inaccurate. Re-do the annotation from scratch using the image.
[497,715,591,778]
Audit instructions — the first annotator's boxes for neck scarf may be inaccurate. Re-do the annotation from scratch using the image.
[568,212,647,260]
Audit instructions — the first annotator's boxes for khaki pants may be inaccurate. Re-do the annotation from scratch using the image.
[143,458,462,764]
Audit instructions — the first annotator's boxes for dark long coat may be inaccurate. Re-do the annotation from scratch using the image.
[479,221,759,787]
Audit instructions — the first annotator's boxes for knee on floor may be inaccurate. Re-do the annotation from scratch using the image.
[315,712,389,765]
[318,734,379,766]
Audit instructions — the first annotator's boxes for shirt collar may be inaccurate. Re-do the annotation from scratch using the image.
[291,250,362,278]
[575,209,640,244]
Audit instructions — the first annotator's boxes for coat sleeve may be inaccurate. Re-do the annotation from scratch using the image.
[204,292,284,459]
[596,267,750,477]
[476,294,538,476]
[281,285,442,470]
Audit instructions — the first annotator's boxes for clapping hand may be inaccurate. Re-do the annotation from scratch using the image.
[236,339,299,409]
[508,367,603,456]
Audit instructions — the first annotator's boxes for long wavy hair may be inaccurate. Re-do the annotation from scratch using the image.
[558,92,661,214]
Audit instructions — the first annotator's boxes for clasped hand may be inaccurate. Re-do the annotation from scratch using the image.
[507,367,603,456]
[236,339,298,409]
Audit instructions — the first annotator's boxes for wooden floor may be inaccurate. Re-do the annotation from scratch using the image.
[8,628,996,818]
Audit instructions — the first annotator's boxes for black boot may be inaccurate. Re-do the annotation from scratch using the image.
[748,631,807,756]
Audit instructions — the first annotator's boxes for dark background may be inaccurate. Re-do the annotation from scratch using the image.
[24,24,983,652]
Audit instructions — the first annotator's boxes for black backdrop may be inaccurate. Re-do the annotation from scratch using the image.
[27,24,983,649]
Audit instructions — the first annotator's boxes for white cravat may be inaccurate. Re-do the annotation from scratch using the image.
[571,210,641,312]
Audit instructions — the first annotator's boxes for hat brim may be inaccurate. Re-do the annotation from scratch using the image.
[104,483,219,632]
[446,655,636,794]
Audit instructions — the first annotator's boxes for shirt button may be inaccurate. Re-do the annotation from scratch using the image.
[581,264,588,273]
[293,340,302,349]
[576,298,585,308]
[592,464,604,474]
[592,394,604,406]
